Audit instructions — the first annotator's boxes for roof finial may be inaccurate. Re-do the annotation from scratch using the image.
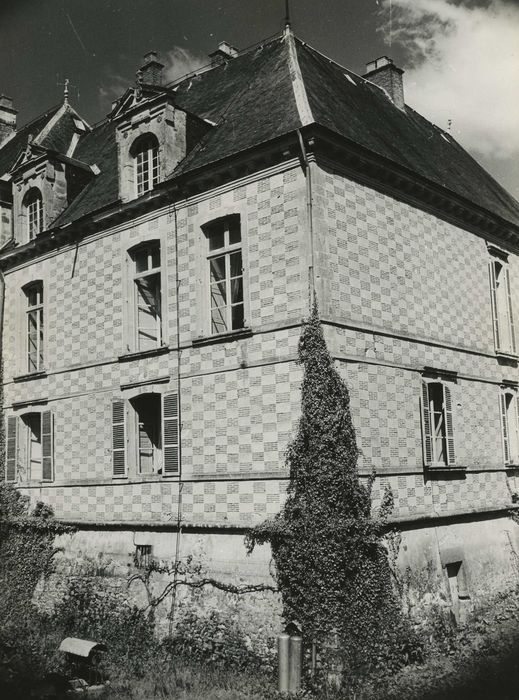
[285,0,291,30]
[63,78,69,105]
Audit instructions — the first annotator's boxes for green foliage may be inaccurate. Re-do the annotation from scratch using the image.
[246,303,418,680]
[54,576,157,676]
[0,483,70,623]
[165,607,272,671]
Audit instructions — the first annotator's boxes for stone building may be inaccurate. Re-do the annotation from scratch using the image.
[2,28,519,619]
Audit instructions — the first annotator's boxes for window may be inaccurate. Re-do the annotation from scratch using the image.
[132,134,159,196]
[500,389,519,465]
[489,257,516,355]
[131,243,162,351]
[131,394,162,474]
[24,188,44,240]
[134,544,153,569]
[204,216,244,334]
[111,392,179,477]
[24,282,44,373]
[5,411,54,483]
[421,380,456,467]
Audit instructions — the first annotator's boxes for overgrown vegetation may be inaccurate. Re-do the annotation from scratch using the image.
[246,303,419,687]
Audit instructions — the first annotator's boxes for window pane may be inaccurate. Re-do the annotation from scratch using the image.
[209,231,225,251]
[211,307,228,334]
[151,245,160,269]
[210,256,226,283]
[229,219,241,245]
[135,249,149,273]
[230,251,242,278]
[211,280,227,308]
[231,303,244,330]
[136,275,161,349]
[230,277,243,304]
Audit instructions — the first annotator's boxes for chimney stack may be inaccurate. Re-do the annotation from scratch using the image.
[137,51,164,86]
[363,57,405,111]
[209,41,238,66]
[0,95,17,146]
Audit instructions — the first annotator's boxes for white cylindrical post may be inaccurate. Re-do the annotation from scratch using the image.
[288,635,303,693]
[278,634,290,693]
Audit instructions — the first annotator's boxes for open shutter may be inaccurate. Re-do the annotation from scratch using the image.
[505,267,516,353]
[420,382,433,467]
[162,392,179,475]
[489,261,500,348]
[6,416,18,482]
[41,410,54,481]
[443,384,456,466]
[112,399,126,477]
[500,393,511,465]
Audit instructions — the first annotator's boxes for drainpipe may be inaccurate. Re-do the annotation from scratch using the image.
[296,129,315,308]
[0,267,5,471]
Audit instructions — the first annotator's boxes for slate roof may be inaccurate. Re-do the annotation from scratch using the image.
[0,105,61,177]
[3,31,519,231]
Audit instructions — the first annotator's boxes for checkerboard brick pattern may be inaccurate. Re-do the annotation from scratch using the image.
[315,170,495,353]
[2,164,518,530]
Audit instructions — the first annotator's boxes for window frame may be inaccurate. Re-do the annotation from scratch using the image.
[203,215,246,336]
[111,390,180,478]
[24,188,44,240]
[489,253,516,356]
[131,134,160,197]
[128,241,163,353]
[5,409,54,484]
[500,387,519,466]
[23,281,44,374]
[420,378,456,469]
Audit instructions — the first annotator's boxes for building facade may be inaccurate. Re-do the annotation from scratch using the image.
[2,30,519,619]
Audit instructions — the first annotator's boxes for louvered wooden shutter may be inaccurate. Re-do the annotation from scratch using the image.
[41,410,54,481]
[6,416,18,482]
[489,261,500,348]
[505,267,516,353]
[420,382,433,467]
[500,393,511,465]
[162,392,179,475]
[112,399,127,476]
[443,384,456,466]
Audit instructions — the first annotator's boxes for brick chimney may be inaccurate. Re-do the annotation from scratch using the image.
[209,41,238,66]
[363,56,405,111]
[137,51,164,86]
[0,95,17,146]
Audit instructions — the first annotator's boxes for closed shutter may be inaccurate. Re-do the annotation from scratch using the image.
[112,399,126,477]
[505,267,516,353]
[489,261,500,348]
[6,416,18,482]
[500,392,511,465]
[41,410,54,481]
[162,392,179,475]
[420,382,433,467]
[444,384,456,466]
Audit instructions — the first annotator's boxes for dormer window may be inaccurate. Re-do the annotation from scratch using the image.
[24,188,43,240]
[132,134,159,196]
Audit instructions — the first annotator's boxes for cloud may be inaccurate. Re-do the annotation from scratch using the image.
[162,47,207,84]
[379,0,519,163]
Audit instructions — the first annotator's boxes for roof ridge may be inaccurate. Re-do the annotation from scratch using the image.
[284,29,314,127]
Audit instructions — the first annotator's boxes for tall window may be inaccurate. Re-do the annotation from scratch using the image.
[111,392,179,477]
[131,394,162,474]
[204,216,244,334]
[500,389,519,466]
[24,188,44,240]
[25,282,44,373]
[132,134,159,196]
[421,380,456,467]
[489,257,516,355]
[5,411,54,483]
[131,243,162,351]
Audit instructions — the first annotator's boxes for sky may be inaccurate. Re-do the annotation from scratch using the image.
[0,0,517,199]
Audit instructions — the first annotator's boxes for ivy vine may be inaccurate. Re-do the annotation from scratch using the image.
[246,303,419,683]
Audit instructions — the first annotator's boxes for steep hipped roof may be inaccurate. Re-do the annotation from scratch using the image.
[3,30,519,231]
